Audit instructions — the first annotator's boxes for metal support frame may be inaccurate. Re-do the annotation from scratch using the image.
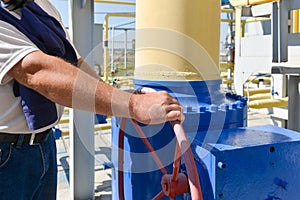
[272,66,300,131]
[288,75,300,131]
[109,20,135,72]
[272,0,289,63]
[271,0,300,131]
[69,0,95,199]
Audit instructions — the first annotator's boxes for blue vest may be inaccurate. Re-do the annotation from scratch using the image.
[0,2,78,130]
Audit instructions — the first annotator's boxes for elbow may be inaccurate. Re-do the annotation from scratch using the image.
[11,51,50,89]
[20,51,45,76]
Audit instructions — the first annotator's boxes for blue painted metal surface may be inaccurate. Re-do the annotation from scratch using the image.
[133,80,248,133]
[193,125,300,200]
[111,80,248,199]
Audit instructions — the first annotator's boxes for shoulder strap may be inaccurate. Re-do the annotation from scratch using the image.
[0,2,78,130]
[0,2,78,66]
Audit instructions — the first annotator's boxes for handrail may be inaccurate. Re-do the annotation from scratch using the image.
[230,0,280,7]
[94,0,135,6]
[221,8,235,13]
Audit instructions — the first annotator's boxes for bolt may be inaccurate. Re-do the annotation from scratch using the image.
[221,104,229,110]
[237,101,244,108]
[210,105,218,112]
[199,106,206,113]
[218,162,226,169]
[185,106,193,112]
[231,103,237,109]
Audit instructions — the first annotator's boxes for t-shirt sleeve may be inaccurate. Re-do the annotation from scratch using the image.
[0,0,81,85]
[0,21,39,84]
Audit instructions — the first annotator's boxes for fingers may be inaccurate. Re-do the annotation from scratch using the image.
[148,91,183,123]
[162,94,184,123]
[164,103,182,112]
[151,94,184,123]
[164,105,185,123]
[158,91,180,105]
[148,104,184,124]
[140,87,156,94]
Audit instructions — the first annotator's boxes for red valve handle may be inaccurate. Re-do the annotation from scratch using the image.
[118,119,203,200]
[171,121,203,200]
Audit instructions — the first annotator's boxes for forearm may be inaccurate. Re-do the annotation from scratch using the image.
[72,68,133,117]
[8,51,133,117]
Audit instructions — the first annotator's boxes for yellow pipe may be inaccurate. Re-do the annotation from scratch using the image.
[248,93,272,101]
[244,17,271,23]
[238,17,272,36]
[221,19,236,23]
[222,79,234,84]
[230,0,279,7]
[94,0,135,6]
[243,88,270,96]
[249,97,288,109]
[135,0,221,81]
[293,9,300,33]
[103,13,135,82]
[241,21,246,37]
[234,8,271,38]
[246,76,271,83]
[221,9,235,13]
[235,6,243,39]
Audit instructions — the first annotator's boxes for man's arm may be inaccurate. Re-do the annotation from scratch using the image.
[8,50,184,124]
[77,57,100,79]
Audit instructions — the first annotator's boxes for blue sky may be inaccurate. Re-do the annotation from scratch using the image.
[50,0,136,28]
[49,0,228,46]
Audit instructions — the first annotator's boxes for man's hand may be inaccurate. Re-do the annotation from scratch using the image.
[129,89,184,124]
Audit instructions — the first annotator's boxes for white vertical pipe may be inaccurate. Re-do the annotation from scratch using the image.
[69,0,95,199]
[111,27,115,71]
[124,29,128,69]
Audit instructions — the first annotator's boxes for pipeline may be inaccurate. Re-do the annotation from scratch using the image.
[243,88,271,96]
[229,0,280,7]
[249,97,288,109]
[293,9,300,33]
[248,93,272,101]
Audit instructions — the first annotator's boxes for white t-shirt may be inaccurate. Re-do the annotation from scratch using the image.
[0,0,77,133]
